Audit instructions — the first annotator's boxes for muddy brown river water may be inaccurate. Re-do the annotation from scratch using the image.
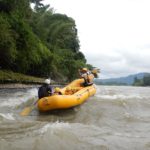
[0,85,150,150]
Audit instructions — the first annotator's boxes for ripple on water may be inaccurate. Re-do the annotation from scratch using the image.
[0,113,15,121]
[0,86,150,150]
[0,121,45,140]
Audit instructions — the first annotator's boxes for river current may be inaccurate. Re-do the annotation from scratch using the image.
[0,85,150,150]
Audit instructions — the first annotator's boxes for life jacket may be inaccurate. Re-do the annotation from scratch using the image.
[65,89,73,95]
[82,72,94,86]
[38,84,53,99]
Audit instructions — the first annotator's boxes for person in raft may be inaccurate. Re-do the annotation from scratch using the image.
[54,87,62,95]
[38,78,53,99]
[78,68,93,87]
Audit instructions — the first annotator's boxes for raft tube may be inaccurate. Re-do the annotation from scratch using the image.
[37,78,96,112]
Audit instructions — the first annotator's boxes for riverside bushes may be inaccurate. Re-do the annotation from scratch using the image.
[0,0,90,81]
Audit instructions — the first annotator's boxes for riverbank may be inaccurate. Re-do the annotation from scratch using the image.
[0,70,66,88]
[0,70,44,83]
[0,83,40,89]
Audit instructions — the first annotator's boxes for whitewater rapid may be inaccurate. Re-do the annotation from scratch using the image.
[0,85,150,150]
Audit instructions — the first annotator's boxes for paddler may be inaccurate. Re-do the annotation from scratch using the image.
[38,78,53,99]
[78,68,94,86]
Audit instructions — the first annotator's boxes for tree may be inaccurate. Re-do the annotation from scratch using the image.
[0,0,91,81]
[0,15,17,69]
[143,76,150,86]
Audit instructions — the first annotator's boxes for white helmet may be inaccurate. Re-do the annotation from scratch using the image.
[44,79,51,84]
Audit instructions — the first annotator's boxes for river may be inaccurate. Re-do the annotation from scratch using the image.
[0,85,150,150]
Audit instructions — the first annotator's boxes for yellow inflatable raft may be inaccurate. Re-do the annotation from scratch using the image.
[37,78,96,112]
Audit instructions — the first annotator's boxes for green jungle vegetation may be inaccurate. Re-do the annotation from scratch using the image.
[0,70,43,84]
[133,76,150,86]
[0,0,94,82]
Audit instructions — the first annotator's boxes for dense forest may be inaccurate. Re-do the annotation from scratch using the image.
[133,76,150,86]
[0,0,93,81]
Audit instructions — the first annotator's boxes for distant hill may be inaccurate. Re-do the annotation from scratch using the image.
[94,72,150,85]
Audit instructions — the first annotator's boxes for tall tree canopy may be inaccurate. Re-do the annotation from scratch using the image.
[0,0,92,81]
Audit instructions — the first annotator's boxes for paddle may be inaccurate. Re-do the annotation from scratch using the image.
[20,99,38,116]
[91,68,100,78]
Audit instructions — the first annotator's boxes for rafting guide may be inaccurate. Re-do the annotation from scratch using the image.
[78,68,94,86]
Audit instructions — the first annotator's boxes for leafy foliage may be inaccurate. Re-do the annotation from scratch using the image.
[133,76,150,86]
[0,0,92,81]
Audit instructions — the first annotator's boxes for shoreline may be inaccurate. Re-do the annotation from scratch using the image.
[0,82,66,89]
[0,83,40,89]
[0,70,66,89]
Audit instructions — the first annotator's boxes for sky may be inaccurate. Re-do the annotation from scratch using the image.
[43,0,150,79]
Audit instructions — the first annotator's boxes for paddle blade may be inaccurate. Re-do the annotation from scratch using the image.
[91,68,100,78]
[20,107,32,116]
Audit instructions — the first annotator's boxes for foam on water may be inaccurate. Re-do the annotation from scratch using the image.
[0,88,38,108]
[40,122,70,134]
[95,86,150,104]
[0,86,150,150]
[96,94,144,100]
[0,113,15,121]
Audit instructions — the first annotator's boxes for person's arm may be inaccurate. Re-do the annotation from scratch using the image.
[78,69,81,76]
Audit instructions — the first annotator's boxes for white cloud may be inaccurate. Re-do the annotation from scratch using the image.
[44,0,150,78]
